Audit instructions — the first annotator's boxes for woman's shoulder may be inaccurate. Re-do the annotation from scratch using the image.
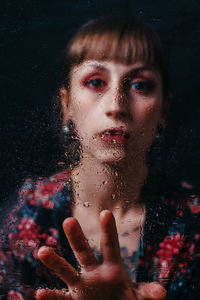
[148,175,200,297]
[1,169,72,236]
[18,169,71,209]
[159,176,200,223]
[0,169,72,298]
[150,173,200,241]
[146,172,200,211]
[0,169,71,232]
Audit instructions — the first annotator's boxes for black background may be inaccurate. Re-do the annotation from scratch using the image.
[1,0,200,204]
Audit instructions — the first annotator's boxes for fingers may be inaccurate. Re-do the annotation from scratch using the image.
[100,210,121,263]
[63,217,98,269]
[36,288,72,300]
[137,282,167,300]
[38,246,78,287]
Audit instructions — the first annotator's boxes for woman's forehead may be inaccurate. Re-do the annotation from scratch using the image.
[76,60,145,69]
[71,60,161,78]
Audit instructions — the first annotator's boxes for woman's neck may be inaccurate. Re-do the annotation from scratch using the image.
[71,155,148,217]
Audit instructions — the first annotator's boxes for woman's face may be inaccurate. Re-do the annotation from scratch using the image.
[62,60,166,165]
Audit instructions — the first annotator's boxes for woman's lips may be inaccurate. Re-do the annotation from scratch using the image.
[99,128,130,144]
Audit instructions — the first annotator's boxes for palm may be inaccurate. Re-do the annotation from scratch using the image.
[36,211,166,300]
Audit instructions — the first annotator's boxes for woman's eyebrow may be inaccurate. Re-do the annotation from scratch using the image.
[85,62,107,71]
[87,64,155,74]
[81,63,156,78]
[125,67,155,77]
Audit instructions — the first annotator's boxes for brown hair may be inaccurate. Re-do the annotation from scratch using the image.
[62,17,169,98]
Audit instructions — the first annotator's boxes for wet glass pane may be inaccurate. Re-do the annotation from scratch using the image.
[1,1,200,299]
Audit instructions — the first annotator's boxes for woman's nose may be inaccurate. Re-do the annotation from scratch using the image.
[105,87,129,119]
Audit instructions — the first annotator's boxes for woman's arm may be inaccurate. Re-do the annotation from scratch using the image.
[36,210,166,300]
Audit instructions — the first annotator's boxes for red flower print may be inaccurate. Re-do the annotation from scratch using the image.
[156,233,185,283]
[42,199,54,209]
[8,290,24,300]
[186,195,200,214]
[8,218,59,260]
[190,204,200,214]
[18,170,70,208]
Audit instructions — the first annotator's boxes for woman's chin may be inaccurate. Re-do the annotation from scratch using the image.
[92,148,129,165]
[80,143,145,166]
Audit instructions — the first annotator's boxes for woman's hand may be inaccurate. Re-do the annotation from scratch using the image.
[36,210,166,300]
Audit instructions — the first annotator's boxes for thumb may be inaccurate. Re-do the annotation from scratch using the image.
[137,282,166,300]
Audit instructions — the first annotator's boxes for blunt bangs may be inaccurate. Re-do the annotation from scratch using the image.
[63,18,169,96]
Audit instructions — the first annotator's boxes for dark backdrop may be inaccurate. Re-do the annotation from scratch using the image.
[1,0,200,204]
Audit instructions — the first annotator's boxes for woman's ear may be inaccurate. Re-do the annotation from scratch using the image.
[160,92,173,129]
[59,87,72,124]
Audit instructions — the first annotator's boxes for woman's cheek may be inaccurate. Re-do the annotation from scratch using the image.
[135,103,161,144]
[144,99,162,122]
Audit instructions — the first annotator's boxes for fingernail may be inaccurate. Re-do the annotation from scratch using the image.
[38,246,49,255]
[101,209,112,216]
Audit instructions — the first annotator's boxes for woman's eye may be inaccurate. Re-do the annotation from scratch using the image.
[130,81,154,93]
[85,78,106,88]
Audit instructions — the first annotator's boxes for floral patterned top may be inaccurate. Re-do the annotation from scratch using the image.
[0,170,199,299]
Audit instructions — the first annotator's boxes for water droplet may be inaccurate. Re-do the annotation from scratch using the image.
[60,288,68,295]
[63,125,70,133]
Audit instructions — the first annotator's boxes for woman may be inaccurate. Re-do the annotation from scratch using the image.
[1,18,199,300]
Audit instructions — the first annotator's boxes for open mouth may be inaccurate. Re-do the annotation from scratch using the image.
[99,128,130,143]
